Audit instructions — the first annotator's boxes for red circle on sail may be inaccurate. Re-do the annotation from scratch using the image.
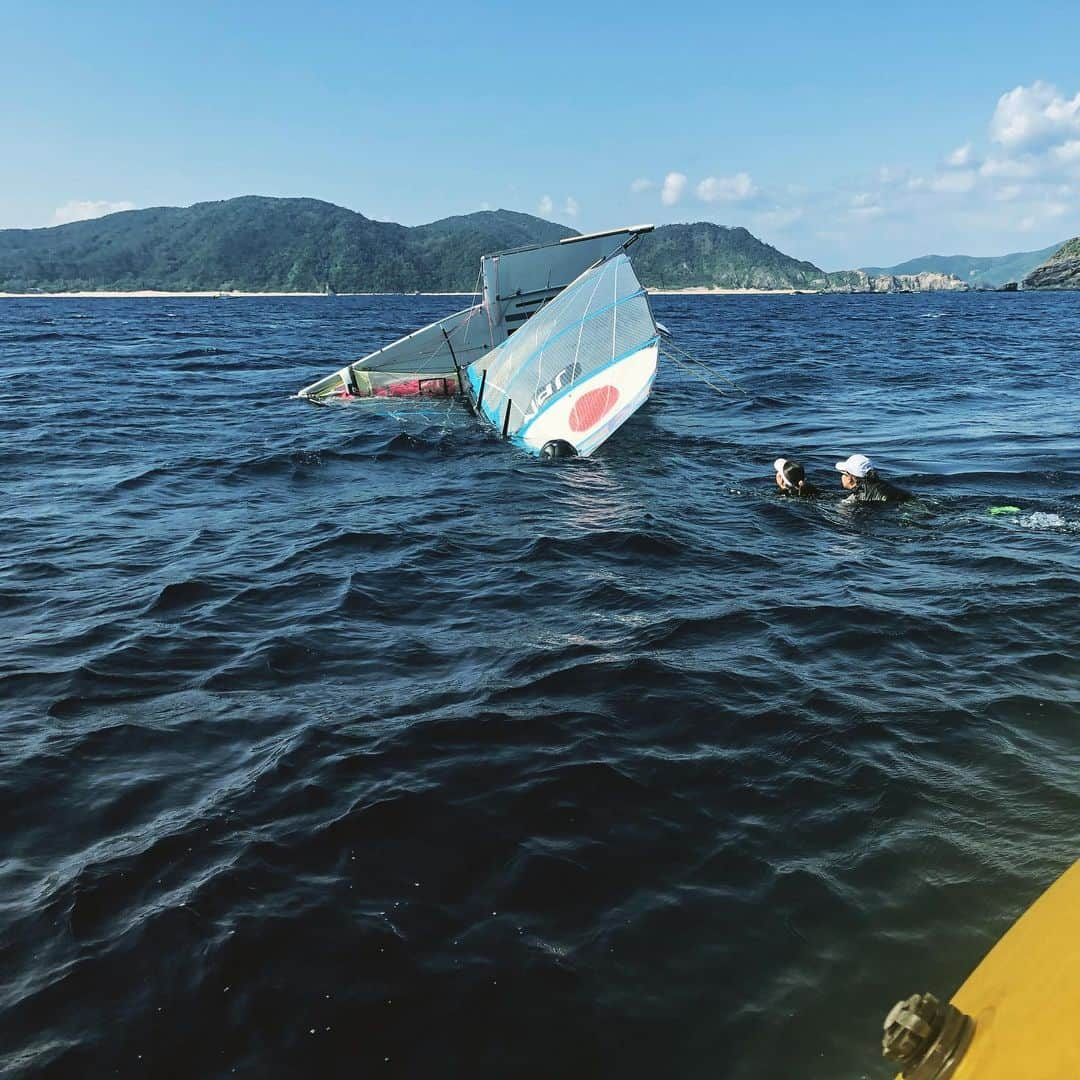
[569,385,620,432]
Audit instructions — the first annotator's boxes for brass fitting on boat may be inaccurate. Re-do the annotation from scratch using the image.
[882,992,974,1079]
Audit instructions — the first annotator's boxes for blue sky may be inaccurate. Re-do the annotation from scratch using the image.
[2,0,1079,268]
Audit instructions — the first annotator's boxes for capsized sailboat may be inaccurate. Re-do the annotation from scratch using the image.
[297,226,653,402]
[464,252,660,458]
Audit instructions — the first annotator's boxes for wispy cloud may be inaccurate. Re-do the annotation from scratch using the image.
[929,170,977,193]
[946,143,975,167]
[1052,139,1080,164]
[978,156,1039,179]
[52,199,136,226]
[696,172,757,202]
[849,193,884,218]
[537,193,579,219]
[752,206,803,231]
[660,172,687,206]
[630,177,655,193]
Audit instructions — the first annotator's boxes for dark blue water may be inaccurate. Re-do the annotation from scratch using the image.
[2,292,1078,1079]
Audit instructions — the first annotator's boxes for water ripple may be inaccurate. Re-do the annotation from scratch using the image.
[1,292,1078,1079]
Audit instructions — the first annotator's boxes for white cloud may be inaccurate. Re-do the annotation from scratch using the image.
[1018,202,1067,231]
[52,199,136,226]
[630,177,655,193]
[660,171,687,206]
[1052,139,1080,164]
[979,156,1039,179]
[990,81,1080,151]
[849,193,885,218]
[562,196,579,217]
[929,170,977,193]
[537,194,554,216]
[753,206,803,231]
[946,142,975,167]
[696,172,757,202]
[479,200,493,211]
[876,165,909,186]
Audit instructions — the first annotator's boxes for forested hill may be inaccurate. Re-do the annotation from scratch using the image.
[0,199,577,293]
[0,196,832,293]
[633,223,829,290]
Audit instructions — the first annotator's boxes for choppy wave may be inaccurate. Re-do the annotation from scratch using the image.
[1,292,1078,1080]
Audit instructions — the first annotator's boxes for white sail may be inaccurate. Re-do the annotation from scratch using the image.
[464,253,659,457]
[297,226,653,402]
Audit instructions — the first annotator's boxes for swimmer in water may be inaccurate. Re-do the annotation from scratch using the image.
[773,458,820,497]
[834,453,912,504]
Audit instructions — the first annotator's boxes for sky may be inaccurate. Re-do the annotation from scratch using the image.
[2,0,1079,269]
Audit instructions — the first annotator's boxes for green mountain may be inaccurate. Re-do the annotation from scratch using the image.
[0,198,577,294]
[1023,237,1080,289]
[0,197,829,294]
[0,195,982,294]
[630,223,829,290]
[861,243,1064,289]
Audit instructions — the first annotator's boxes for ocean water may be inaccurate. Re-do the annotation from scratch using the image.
[2,292,1078,1079]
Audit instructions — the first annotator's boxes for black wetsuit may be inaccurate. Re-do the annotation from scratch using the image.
[847,474,912,504]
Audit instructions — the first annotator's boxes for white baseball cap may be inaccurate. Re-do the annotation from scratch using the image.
[835,453,874,478]
[773,458,789,473]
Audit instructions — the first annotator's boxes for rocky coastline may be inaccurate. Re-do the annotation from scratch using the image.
[1022,238,1080,289]
[825,269,968,293]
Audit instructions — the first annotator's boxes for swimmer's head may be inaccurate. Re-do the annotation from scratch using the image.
[774,457,807,490]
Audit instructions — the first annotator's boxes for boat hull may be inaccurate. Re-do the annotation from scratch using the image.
[515,340,658,457]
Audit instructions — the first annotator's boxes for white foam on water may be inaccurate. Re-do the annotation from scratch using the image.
[1019,512,1069,530]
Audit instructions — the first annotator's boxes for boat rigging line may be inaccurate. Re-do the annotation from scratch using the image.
[659,339,751,398]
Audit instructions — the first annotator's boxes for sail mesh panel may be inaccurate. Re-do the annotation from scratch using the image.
[471,254,656,436]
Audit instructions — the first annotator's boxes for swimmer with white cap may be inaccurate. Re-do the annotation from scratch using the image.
[834,453,912,503]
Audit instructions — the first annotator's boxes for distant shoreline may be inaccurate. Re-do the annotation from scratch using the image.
[648,287,814,295]
[0,287,817,299]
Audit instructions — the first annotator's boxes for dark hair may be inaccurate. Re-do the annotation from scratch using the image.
[781,461,806,487]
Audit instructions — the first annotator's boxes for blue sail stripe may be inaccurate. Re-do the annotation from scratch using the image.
[464,363,501,428]
[515,335,660,443]
[472,287,648,420]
